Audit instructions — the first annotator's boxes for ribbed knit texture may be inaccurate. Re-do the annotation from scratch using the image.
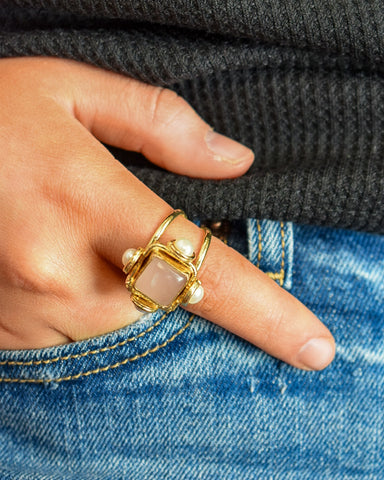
[1,1,384,232]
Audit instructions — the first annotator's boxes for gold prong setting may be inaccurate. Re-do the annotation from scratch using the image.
[121,210,211,314]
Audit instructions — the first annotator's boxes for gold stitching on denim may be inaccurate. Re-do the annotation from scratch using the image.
[256,220,262,268]
[280,222,286,286]
[0,315,194,384]
[265,221,285,286]
[0,312,169,367]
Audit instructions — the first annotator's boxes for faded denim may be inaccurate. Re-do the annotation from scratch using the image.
[0,219,383,479]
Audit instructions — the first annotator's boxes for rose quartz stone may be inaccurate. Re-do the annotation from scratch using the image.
[135,256,188,306]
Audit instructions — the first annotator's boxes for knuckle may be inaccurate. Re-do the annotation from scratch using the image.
[5,247,67,297]
[148,87,190,130]
[261,303,288,347]
[200,249,240,316]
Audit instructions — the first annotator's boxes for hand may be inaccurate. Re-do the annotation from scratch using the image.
[0,57,335,370]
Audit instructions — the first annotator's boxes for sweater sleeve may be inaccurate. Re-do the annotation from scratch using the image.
[1,0,384,233]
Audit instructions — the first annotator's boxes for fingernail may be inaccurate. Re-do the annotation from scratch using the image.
[205,130,254,165]
[297,337,335,371]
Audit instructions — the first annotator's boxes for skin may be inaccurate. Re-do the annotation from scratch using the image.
[0,57,335,369]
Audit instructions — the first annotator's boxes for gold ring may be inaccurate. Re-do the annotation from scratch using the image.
[121,210,211,313]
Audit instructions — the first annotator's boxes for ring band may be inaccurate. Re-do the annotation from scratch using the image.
[122,210,211,313]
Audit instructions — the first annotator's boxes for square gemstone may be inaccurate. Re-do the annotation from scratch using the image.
[135,256,188,306]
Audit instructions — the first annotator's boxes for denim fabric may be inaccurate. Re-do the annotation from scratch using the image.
[0,220,383,479]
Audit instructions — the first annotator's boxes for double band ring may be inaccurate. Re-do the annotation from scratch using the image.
[121,210,212,313]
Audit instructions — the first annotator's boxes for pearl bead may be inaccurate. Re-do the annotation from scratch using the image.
[188,285,204,304]
[122,248,136,266]
[174,238,194,257]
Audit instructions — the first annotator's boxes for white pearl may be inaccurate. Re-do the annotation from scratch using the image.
[188,285,204,304]
[122,248,136,266]
[174,238,194,257]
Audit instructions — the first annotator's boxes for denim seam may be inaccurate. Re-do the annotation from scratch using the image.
[0,315,195,384]
[256,220,286,286]
[256,220,262,268]
[0,311,171,367]
[265,221,286,287]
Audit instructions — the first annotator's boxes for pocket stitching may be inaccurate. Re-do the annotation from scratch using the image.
[0,311,171,367]
[0,314,194,384]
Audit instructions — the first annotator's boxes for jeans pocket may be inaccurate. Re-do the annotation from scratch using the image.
[0,308,194,385]
[0,218,292,385]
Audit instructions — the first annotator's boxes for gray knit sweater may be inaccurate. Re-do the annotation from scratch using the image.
[1,1,384,232]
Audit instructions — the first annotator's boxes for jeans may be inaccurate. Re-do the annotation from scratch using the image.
[0,219,383,479]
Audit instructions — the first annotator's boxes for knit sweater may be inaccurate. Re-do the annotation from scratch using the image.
[1,1,384,233]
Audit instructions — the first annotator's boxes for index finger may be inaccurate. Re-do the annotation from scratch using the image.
[161,215,335,371]
[93,168,335,371]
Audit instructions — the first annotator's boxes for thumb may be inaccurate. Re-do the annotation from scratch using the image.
[67,61,254,179]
